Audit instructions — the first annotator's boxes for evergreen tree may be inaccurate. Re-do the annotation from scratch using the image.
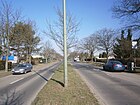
[10,21,40,63]
[102,52,107,58]
[125,29,132,58]
[113,30,125,58]
[113,29,132,59]
[99,53,102,58]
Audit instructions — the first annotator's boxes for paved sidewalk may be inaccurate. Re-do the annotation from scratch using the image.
[32,61,58,71]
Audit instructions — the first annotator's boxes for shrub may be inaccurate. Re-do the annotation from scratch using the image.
[0,60,12,70]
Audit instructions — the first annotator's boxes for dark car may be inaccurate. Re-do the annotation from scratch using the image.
[103,60,125,71]
[12,63,32,74]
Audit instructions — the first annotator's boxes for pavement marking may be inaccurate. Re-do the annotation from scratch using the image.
[10,78,24,85]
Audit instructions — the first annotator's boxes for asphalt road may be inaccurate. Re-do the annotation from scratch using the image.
[0,62,61,105]
[72,62,140,105]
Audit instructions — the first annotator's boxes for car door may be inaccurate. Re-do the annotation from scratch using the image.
[27,63,32,71]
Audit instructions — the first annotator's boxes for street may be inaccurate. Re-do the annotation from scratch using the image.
[72,62,140,105]
[0,62,61,105]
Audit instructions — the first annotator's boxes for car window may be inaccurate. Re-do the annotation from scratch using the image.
[112,61,122,64]
[107,61,113,65]
[17,64,26,67]
[106,60,122,65]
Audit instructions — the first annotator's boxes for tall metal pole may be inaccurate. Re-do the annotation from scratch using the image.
[63,0,68,87]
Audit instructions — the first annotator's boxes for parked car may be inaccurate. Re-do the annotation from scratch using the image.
[103,60,125,71]
[12,63,32,74]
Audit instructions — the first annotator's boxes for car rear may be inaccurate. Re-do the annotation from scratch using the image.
[113,63,125,71]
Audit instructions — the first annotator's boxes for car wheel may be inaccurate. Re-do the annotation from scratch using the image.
[103,66,105,70]
[24,71,27,74]
[109,67,112,71]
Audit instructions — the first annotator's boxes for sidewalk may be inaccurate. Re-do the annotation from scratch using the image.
[32,61,58,72]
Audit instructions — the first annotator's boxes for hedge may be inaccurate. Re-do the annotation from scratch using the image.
[0,60,12,70]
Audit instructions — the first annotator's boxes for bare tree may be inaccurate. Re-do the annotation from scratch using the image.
[41,41,62,62]
[42,40,53,62]
[0,0,22,71]
[112,0,140,31]
[96,28,115,59]
[80,35,98,61]
[44,8,79,52]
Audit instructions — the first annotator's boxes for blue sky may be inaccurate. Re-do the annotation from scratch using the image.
[11,0,120,38]
[2,0,122,53]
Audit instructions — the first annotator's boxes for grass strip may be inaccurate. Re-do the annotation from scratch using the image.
[32,64,99,105]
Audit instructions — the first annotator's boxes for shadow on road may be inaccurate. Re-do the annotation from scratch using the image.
[34,71,48,81]
[0,88,24,105]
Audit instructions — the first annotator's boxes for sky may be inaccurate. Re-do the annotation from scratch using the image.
[1,0,122,54]
[12,0,120,36]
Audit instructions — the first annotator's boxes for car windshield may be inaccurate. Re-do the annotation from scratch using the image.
[17,64,27,67]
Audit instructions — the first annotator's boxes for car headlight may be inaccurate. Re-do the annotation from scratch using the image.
[19,69,24,71]
[12,69,14,72]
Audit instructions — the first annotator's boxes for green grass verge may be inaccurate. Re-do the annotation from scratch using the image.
[32,64,99,105]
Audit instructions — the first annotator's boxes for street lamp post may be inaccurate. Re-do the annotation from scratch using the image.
[63,0,68,87]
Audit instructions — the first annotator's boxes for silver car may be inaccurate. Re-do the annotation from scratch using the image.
[12,63,32,74]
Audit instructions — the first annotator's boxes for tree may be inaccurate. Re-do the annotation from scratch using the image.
[23,21,41,63]
[96,28,115,59]
[102,52,107,58]
[0,46,2,57]
[99,53,102,58]
[10,21,41,63]
[42,40,53,62]
[113,30,125,58]
[79,34,98,61]
[99,52,107,58]
[136,38,140,57]
[112,0,140,31]
[113,29,133,59]
[10,22,25,62]
[41,41,62,62]
[0,0,22,71]
[44,8,79,52]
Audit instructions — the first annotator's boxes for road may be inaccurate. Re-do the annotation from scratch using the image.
[0,62,61,105]
[72,62,140,105]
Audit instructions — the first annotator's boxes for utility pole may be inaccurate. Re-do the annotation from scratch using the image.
[63,0,68,87]
[5,14,10,72]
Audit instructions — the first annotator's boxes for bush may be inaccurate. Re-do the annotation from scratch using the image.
[0,60,5,70]
[0,60,12,70]
[136,58,140,66]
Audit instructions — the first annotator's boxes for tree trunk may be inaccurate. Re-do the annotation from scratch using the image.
[90,51,93,62]
[5,51,8,72]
